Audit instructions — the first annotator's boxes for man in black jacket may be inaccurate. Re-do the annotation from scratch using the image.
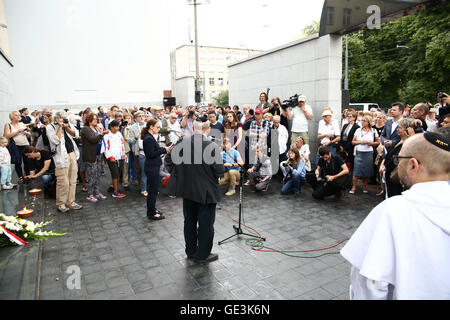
[165,119,225,263]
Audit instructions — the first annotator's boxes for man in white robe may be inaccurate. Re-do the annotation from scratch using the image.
[341,132,450,300]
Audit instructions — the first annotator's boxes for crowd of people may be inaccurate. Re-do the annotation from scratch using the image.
[1,91,450,208]
[1,90,449,287]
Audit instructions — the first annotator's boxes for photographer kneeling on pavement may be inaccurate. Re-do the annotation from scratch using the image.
[280,147,306,195]
[247,145,272,192]
[22,146,56,197]
[306,146,350,200]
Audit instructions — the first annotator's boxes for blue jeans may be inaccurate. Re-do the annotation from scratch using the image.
[139,155,147,192]
[40,174,54,190]
[128,143,137,182]
[281,172,306,194]
[0,165,12,185]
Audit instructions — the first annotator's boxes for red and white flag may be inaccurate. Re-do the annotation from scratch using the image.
[0,225,29,246]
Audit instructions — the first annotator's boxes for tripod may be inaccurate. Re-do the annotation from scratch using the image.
[218,162,266,245]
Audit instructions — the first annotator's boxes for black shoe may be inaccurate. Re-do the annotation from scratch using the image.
[187,256,195,260]
[108,186,114,193]
[194,253,218,264]
[148,214,165,221]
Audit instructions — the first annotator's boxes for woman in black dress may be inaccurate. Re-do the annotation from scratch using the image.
[142,119,173,220]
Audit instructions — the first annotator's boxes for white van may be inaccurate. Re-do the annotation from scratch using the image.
[349,103,380,112]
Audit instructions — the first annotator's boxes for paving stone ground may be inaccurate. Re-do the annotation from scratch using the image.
[0,173,382,300]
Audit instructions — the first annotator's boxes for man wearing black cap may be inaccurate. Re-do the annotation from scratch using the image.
[341,132,450,299]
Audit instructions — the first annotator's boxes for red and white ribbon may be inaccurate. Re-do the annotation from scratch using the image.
[0,225,29,246]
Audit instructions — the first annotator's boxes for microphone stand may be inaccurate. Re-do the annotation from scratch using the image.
[218,159,266,245]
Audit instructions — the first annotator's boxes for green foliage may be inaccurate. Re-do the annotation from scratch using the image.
[214,90,229,107]
[303,20,320,36]
[344,3,450,109]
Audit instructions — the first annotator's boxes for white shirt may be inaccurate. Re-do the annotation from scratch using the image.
[101,132,125,160]
[341,181,450,300]
[354,128,378,153]
[291,105,313,133]
[0,146,11,166]
[273,124,289,155]
[318,120,340,146]
[391,117,402,135]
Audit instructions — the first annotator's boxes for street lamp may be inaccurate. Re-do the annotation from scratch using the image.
[188,0,210,107]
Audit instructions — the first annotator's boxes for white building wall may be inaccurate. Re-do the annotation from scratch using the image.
[4,0,172,109]
[175,76,195,107]
[0,53,13,135]
[228,34,343,152]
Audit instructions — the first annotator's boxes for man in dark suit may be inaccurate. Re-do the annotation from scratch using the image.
[165,119,225,263]
[380,102,404,154]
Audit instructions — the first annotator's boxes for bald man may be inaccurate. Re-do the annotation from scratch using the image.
[341,132,450,299]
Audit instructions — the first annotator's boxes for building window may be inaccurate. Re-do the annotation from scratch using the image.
[199,78,205,86]
[343,8,352,26]
[209,78,215,85]
[326,7,334,25]
[218,78,224,86]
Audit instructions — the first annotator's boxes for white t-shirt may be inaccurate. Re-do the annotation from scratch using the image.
[354,128,378,152]
[318,120,340,146]
[291,105,313,133]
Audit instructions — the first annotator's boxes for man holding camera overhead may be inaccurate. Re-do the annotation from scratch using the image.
[46,110,83,213]
[287,95,313,145]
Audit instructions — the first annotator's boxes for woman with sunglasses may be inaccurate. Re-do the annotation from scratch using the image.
[379,117,416,198]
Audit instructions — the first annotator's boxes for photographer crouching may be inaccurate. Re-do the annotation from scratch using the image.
[306,146,350,200]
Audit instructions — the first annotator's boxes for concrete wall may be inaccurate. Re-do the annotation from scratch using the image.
[0,53,14,136]
[175,76,195,107]
[4,0,172,108]
[228,34,343,155]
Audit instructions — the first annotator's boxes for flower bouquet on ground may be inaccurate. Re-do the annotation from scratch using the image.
[0,213,65,247]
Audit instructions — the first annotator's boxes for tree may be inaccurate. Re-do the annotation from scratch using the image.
[302,20,320,37]
[214,90,229,107]
[344,2,450,109]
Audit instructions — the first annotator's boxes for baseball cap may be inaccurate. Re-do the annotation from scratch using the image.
[298,95,307,102]
[255,108,264,114]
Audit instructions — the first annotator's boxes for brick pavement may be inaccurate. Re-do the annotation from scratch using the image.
[0,175,382,300]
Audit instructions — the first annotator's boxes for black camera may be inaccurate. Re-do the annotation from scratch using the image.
[439,92,447,99]
[281,94,300,109]
[188,110,195,117]
[63,119,69,124]
[282,162,289,168]
[121,120,128,127]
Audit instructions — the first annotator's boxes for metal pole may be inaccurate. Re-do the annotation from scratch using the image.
[194,0,200,108]
[344,35,349,90]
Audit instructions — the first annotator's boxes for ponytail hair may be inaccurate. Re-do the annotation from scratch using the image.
[141,119,159,139]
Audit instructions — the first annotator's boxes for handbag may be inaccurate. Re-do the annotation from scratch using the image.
[7,125,22,165]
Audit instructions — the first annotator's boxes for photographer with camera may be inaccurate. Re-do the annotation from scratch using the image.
[287,95,313,145]
[264,97,288,128]
[306,146,350,200]
[22,146,56,197]
[181,106,197,137]
[280,147,306,195]
[247,145,272,192]
[46,110,82,213]
[220,138,244,196]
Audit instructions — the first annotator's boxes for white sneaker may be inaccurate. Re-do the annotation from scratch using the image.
[2,184,11,190]
[225,188,236,196]
[57,205,70,213]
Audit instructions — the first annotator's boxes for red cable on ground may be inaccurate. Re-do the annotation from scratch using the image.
[220,207,349,254]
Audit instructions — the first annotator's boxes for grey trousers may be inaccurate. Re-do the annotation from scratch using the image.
[85,155,102,196]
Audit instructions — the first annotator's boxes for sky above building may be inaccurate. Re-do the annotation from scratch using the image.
[168,0,324,51]
[4,0,324,107]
